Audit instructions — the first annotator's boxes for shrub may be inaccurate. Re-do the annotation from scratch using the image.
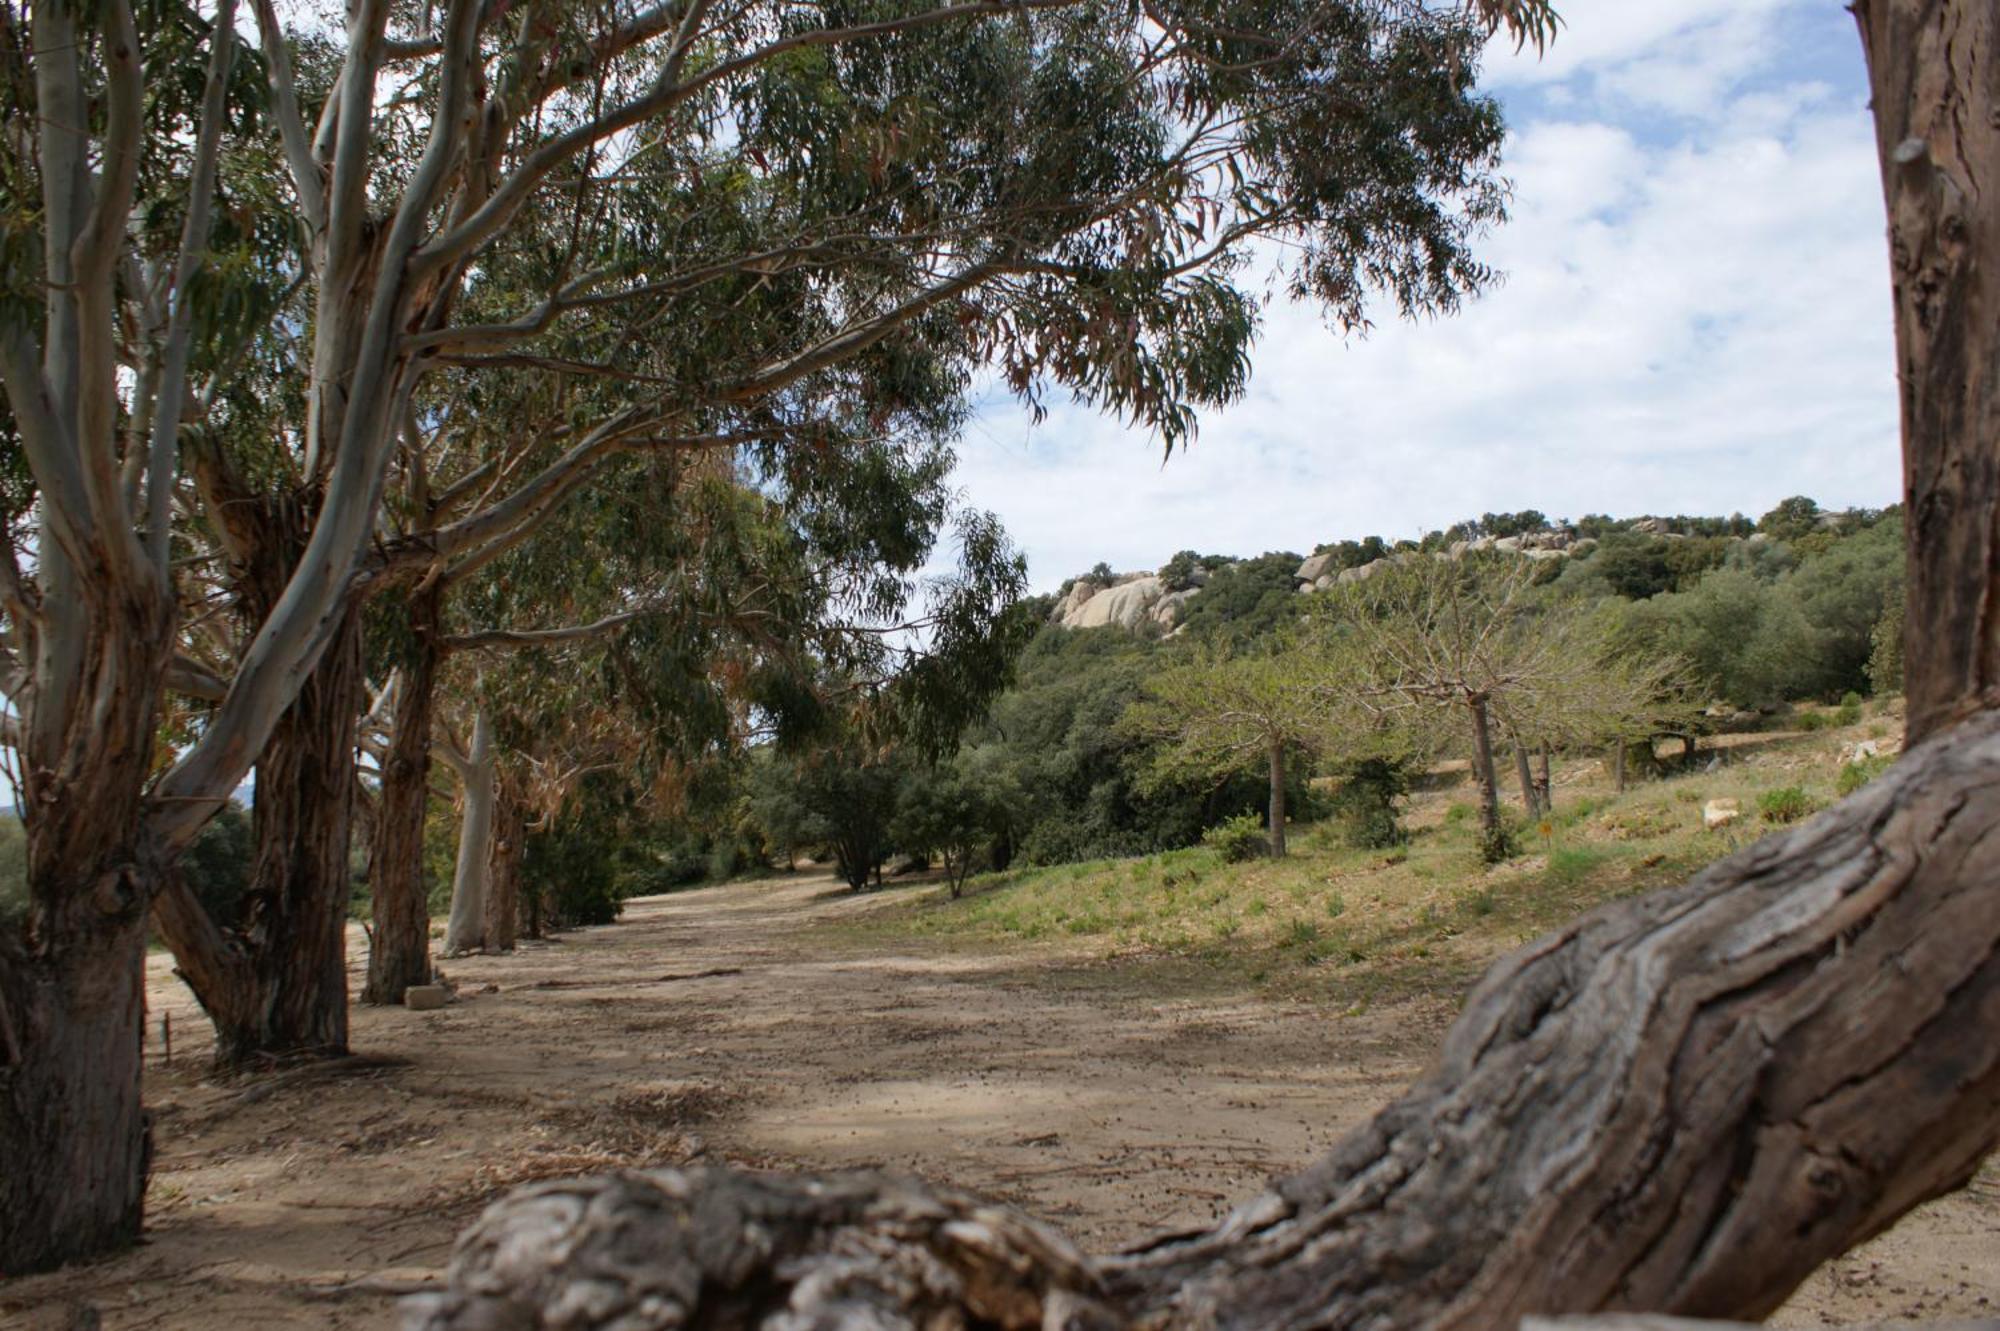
[1757,786,1817,824]
[1478,820,1518,865]
[1795,710,1829,733]
[1836,755,1893,796]
[1203,812,1269,863]
[1836,691,1864,726]
[1328,757,1410,849]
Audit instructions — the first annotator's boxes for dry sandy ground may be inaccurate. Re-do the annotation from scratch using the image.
[6,872,1997,1329]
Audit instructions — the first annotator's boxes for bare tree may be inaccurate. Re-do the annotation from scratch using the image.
[406,4,2000,1328]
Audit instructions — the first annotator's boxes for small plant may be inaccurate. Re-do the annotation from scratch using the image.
[1202,812,1269,863]
[1328,757,1411,850]
[1443,802,1472,826]
[1836,691,1864,726]
[1478,821,1519,865]
[1459,887,1498,918]
[1757,786,1817,824]
[1837,755,1894,796]
[1325,892,1347,918]
[1546,845,1610,887]
[1796,710,1829,733]
[1286,918,1322,948]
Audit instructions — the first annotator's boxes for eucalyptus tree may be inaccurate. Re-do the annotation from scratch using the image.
[416,8,2000,1327]
[0,0,1554,1273]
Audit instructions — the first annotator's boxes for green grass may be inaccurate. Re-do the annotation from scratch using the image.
[819,720,1898,1005]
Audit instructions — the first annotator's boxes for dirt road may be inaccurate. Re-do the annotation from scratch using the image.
[8,872,1995,1327]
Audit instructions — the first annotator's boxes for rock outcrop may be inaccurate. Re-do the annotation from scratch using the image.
[1059,574,1167,630]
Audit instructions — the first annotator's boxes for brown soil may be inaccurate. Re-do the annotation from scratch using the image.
[6,872,1996,1328]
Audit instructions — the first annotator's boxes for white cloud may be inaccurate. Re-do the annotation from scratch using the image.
[943,6,1898,593]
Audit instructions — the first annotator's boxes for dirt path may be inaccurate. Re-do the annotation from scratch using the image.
[8,872,1996,1328]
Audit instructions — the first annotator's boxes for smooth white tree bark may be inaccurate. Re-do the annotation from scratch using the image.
[442,708,496,955]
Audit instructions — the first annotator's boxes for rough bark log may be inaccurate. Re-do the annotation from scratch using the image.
[1527,1320,2000,1331]
[364,589,444,1004]
[407,708,2000,1329]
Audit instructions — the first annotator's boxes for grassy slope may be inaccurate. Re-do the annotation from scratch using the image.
[826,704,1904,1007]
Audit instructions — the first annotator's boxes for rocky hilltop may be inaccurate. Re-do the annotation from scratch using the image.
[1051,525,1602,633]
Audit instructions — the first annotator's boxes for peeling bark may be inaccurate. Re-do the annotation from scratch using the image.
[153,474,365,1068]
[364,587,444,1004]
[483,788,523,953]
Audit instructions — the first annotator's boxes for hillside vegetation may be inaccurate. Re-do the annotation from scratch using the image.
[635,495,1903,896]
[830,702,1903,1003]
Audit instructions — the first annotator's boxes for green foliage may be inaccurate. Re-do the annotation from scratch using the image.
[1758,496,1823,542]
[1757,786,1817,825]
[1158,550,1226,592]
[523,824,625,929]
[1173,552,1307,644]
[1328,757,1411,850]
[1836,691,1864,726]
[1868,582,1906,697]
[179,802,255,928]
[1203,813,1269,863]
[764,736,909,892]
[1479,820,1519,865]
[894,758,1021,896]
[1837,756,1894,796]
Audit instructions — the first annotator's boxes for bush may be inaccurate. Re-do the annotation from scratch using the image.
[1836,691,1864,726]
[1203,812,1269,863]
[1795,710,1829,732]
[1757,786,1817,824]
[1837,755,1893,796]
[1479,818,1519,865]
[1328,757,1410,849]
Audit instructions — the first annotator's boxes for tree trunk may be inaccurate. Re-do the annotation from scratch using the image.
[443,710,497,955]
[1,549,171,1271]
[1613,740,1628,792]
[0,890,153,1276]
[483,789,523,953]
[1856,0,2000,744]
[363,590,444,1003]
[1514,741,1540,816]
[1266,737,1287,858]
[1466,694,1507,861]
[151,463,369,1066]
[157,610,365,1068]
[1538,744,1554,815]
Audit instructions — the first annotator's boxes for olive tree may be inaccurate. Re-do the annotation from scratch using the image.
[1123,639,1327,857]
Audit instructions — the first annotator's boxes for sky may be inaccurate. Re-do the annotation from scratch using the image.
[945,1,1898,594]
